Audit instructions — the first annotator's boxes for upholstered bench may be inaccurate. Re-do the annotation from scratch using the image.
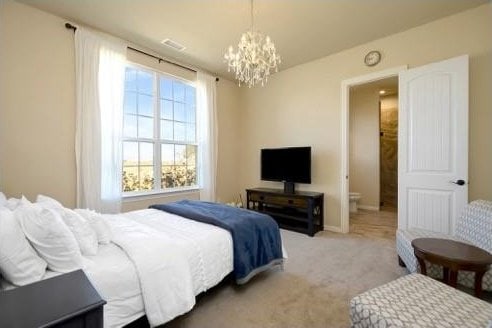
[396,200,492,291]
[350,273,492,328]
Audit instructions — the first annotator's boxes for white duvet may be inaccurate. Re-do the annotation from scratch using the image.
[104,209,234,327]
[1,209,234,328]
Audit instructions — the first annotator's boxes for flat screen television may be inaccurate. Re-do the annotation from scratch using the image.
[261,147,311,193]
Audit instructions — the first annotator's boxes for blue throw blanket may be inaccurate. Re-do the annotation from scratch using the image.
[150,200,283,284]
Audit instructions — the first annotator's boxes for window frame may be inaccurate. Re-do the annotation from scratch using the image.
[122,62,199,198]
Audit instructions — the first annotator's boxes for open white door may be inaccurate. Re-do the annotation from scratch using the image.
[398,55,468,234]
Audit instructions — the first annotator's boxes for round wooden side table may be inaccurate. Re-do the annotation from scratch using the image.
[411,238,492,298]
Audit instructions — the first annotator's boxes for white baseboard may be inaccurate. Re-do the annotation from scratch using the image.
[324,225,343,233]
[358,205,380,211]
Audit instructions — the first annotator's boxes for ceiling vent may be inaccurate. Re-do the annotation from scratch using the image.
[160,38,186,51]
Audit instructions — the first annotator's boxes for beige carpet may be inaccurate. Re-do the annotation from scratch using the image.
[163,228,406,328]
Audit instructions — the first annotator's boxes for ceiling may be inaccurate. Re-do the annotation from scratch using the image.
[18,0,488,79]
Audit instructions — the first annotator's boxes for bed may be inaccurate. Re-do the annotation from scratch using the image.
[94,208,238,327]
[1,202,285,328]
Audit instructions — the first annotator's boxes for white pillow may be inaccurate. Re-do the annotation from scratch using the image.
[0,192,6,207]
[36,195,98,256]
[0,209,47,285]
[5,195,30,210]
[16,204,84,273]
[75,209,112,244]
[58,208,98,256]
[36,194,64,208]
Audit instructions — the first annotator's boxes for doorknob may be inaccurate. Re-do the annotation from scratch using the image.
[450,179,466,186]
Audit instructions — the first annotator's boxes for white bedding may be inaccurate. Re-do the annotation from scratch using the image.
[1,243,145,328]
[103,209,233,327]
[122,209,234,295]
[1,208,235,327]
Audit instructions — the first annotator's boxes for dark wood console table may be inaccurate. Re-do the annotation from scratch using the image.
[246,188,324,236]
[0,270,106,327]
[412,238,492,298]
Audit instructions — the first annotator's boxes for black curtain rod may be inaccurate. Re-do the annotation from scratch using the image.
[65,23,219,82]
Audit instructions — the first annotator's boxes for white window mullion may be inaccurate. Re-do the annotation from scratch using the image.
[154,73,161,192]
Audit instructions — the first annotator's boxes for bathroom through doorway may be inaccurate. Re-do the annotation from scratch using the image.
[348,76,399,235]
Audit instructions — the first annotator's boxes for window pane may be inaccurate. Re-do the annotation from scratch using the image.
[185,104,195,123]
[186,123,196,143]
[174,166,186,186]
[186,145,197,186]
[138,94,154,117]
[124,91,137,114]
[161,144,174,165]
[186,145,197,166]
[122,166,139,192]
[160,78,173,100]
[174,102,185,122]
[174,122,185,141]
[175,145,186,165]
[139,166,154,190]
[123,115,138,138]
[160,120,173,140]
[137,71,153,95]
[125,68,137,91]
[173,81,185,102]
[161,166,174,188]
[138,116,153,139]
[185,85,195,105]
[160,100,173,120]
[139,142,153,166]
[186,166,197,186]
[123,141,138,164]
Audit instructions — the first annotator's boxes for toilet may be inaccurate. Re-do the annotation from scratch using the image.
[349,192,361,213]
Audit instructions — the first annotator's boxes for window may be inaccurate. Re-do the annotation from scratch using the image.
[122,65,197,194]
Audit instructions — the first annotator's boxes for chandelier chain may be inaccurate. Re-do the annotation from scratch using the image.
[250,0,254,31]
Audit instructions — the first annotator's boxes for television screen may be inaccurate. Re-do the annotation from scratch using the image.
[261,147,311,183]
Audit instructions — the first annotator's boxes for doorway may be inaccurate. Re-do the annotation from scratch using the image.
[340,66,407,234]
[347,77,399,237]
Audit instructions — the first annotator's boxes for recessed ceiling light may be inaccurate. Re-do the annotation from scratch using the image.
[160,38,186,52]
[379,90,386,95]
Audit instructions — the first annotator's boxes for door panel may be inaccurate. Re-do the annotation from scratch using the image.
[399,55,468,234]
[407,188,454,233]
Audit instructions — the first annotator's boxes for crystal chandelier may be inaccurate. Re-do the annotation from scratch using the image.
[224,0,281,87]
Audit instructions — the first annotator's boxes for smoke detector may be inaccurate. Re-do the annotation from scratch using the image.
[160,38,186,51]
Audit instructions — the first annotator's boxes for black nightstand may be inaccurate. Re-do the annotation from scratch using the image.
[0,269,106,328]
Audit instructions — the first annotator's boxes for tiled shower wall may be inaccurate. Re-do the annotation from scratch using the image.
[380,95,398,209]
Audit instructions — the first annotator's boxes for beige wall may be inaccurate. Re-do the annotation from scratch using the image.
[240,3,492,230]
[215,79,242,204]
[349,84,380,209]
[0,1,242,210]
[0,0,76,206]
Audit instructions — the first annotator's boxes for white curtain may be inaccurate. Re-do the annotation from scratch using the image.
[75,28,126,213]
[196,72,218,202]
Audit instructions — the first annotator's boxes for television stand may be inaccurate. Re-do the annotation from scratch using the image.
[283,181,295,194]
[246,188,324,237]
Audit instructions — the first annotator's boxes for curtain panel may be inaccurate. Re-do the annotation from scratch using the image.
[196,72,218,202]
[75,28,126,213]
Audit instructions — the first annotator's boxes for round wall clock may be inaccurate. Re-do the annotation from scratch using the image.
[364,50,381,67]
